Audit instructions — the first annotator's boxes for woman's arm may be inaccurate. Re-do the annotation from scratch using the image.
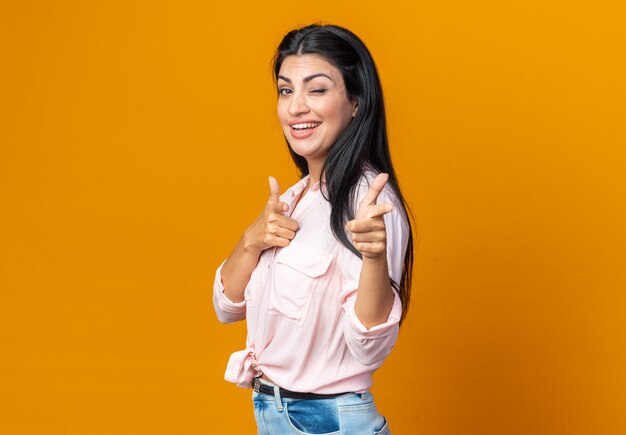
[354,255,394,328]
[218,175,299,303]
[219,231,263,303]
[346,174,407,329]
[338,173,408,364]
[346,173,398,328]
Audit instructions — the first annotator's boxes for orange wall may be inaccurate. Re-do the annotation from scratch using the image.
[1,1,625,434]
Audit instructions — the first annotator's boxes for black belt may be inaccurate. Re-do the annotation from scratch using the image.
[252,377,347,400]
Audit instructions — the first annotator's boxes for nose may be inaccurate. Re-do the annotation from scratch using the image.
[287,90,310,116]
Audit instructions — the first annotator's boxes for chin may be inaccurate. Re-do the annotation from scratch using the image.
[289,146,316,159]
[286,140,317,157]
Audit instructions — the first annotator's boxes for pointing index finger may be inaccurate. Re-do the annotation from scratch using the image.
[367,202,394,219]
[360,173,389,207]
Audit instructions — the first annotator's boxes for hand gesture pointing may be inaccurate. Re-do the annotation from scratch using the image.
[244,176,299,252]
[345,173,394,260]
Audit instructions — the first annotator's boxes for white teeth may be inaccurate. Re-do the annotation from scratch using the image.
[292,122,321,130]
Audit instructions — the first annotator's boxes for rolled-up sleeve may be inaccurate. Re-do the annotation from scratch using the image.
[339,180,410,366]
[212,258,247,323]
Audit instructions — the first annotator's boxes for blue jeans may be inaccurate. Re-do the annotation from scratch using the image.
[252,378,391,434]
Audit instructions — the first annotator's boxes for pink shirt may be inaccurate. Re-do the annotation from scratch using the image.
[212,167,410,394]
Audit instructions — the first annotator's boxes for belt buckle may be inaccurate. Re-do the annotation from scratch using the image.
[253,377,261,393]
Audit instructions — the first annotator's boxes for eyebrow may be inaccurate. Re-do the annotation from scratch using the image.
[277,73,335,84]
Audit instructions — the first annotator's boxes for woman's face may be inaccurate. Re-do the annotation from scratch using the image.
[276,54,357,166]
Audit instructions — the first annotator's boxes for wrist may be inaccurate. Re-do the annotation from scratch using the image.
[362,252,387,264]
[241,229,262,255]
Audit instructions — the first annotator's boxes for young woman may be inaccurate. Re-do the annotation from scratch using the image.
[213,23,415,434]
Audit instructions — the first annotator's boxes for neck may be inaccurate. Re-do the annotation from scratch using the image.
[307,160,323,188]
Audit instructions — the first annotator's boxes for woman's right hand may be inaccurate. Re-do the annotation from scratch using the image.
[243,176,299,252]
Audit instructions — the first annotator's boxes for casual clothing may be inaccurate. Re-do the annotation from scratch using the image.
[252,377,391,435]
[212,166,410,394]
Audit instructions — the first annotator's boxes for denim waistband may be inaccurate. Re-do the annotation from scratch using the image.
[252,377,370,407]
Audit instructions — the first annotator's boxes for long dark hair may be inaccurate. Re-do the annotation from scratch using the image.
[271,24,415,324]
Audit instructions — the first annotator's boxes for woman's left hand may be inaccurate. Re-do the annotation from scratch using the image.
[345,173,394,260]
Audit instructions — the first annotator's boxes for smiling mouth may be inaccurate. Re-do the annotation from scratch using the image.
[290,122,322,132]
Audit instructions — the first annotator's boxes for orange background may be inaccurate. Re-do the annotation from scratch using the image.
[1,1,625,434]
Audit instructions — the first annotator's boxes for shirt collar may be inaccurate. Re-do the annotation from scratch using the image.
[294,173,327,194]
[287,174,328,203]
[310,174,327,191]
[296,163,374,192]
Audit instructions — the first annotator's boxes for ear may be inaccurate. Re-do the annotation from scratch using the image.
[352,100,358,117]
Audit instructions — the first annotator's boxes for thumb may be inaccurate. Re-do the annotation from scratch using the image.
[268,176,280,202]
[268,176,288,213]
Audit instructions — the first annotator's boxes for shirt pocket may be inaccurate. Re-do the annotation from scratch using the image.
[268,242,333,325]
